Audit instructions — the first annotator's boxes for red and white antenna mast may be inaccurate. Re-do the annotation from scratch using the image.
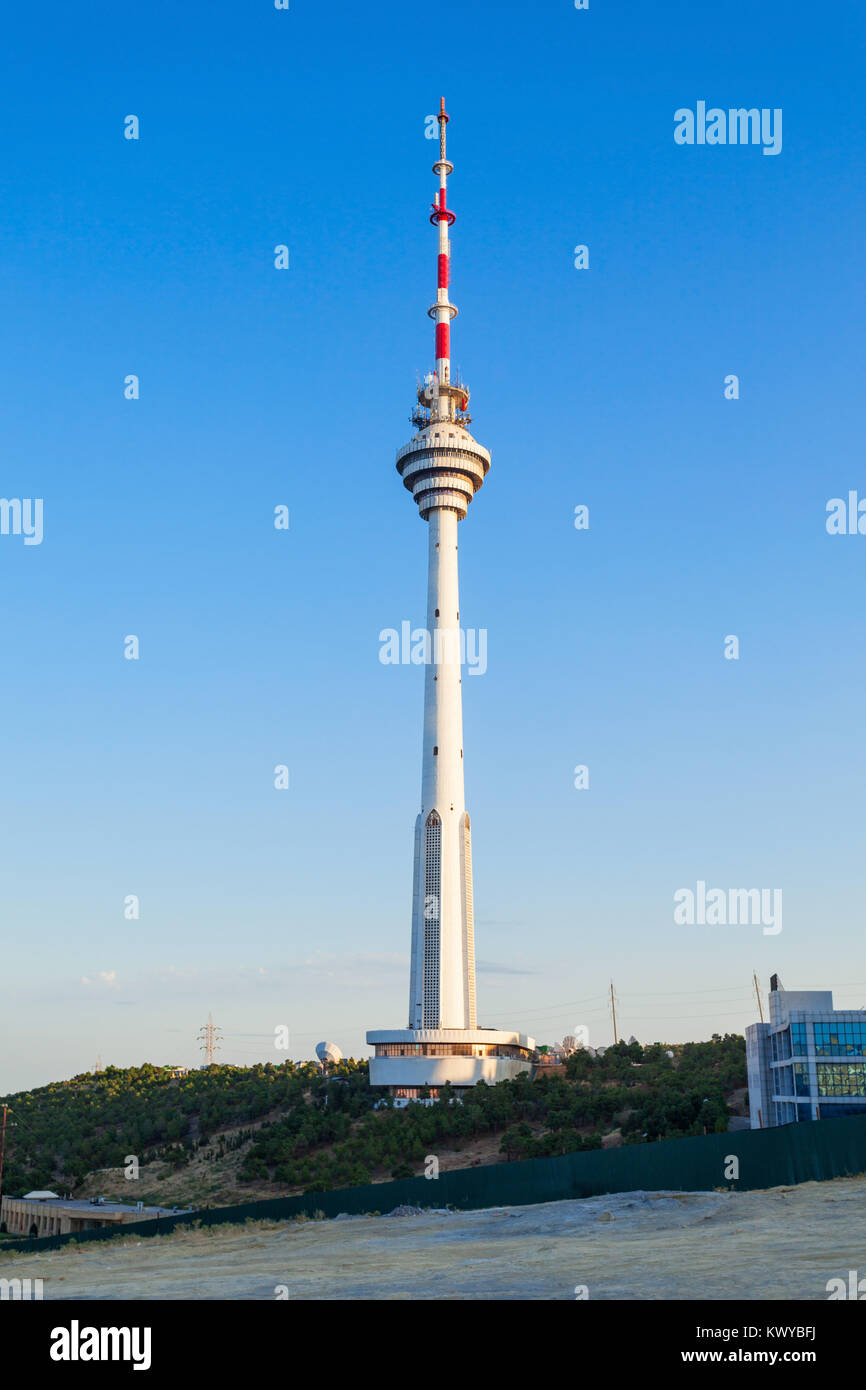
[430,96,457,388]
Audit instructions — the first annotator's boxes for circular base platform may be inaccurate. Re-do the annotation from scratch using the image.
[366,1027,536,1095]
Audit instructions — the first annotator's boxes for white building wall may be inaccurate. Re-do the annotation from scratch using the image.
[746,1022,771,1129]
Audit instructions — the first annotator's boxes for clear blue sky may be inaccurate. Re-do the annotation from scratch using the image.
[2,0,864,1092]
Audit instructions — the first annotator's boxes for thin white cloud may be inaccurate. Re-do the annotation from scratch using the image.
[80,970,119,988]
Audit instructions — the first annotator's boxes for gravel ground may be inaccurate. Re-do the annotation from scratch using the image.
[3,1176,864,1300]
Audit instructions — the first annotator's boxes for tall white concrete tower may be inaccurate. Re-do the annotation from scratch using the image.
[367,101,535,1104]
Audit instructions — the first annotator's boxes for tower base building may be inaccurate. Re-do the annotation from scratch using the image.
[366,102,535,1101]
[367,1029,536,1105]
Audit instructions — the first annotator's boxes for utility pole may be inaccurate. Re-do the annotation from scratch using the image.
[0,1105,8,1209]
[753,972,765,1023]
[197,1013,222,1067]
[610,981,619,1045]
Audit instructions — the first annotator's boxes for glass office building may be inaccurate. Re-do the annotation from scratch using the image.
[746,979,866,1128]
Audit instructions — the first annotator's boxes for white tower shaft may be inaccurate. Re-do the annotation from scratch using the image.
[407,505,476,1030]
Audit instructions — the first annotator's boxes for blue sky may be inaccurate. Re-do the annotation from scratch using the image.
[2,0,864,1092]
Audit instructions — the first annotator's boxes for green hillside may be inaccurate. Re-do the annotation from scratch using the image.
[0,1035,746,1204]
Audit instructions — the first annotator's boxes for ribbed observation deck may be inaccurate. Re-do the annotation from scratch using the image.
[396,422,491,520]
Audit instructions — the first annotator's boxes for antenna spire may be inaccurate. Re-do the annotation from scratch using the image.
[429,96,456,386]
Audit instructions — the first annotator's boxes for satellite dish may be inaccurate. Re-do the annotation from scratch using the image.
[315,1041,342,1066]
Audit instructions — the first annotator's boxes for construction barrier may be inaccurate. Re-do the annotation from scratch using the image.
[3,1110,866,1256]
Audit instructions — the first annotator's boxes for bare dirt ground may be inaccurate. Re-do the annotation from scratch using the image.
[4,1175,865,1300]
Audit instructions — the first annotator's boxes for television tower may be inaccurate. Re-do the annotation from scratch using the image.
[367,101,535,1101]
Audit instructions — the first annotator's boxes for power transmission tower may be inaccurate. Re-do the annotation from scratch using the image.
[609,980,619,1044]
[197,1013,223,1066]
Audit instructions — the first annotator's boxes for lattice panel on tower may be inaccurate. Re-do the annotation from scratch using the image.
[422,811,442,1028]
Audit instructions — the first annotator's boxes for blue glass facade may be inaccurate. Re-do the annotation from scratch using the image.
[747,996,866,1128]
[814,1021,866,1056]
